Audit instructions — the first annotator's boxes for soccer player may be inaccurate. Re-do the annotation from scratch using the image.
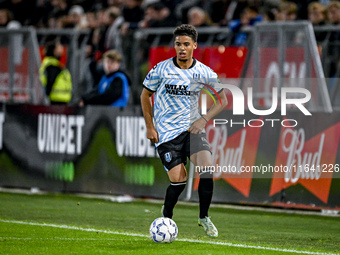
[140,24,228,237]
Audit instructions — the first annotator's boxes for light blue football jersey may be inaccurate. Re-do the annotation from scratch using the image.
[143,57,220,147]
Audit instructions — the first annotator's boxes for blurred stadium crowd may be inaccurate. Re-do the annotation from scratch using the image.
[0,0,339,27]
[0,0,339,105]
[1,0,339,35]
[1,0,339,49]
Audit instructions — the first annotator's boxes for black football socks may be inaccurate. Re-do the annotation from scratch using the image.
[163,181,186,218]
[198,170,214,219]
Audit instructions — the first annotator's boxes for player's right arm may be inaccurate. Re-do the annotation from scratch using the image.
[140,88,159,144]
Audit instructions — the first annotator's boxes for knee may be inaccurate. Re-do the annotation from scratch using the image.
[168,164,187,183]
[170,176,187,183]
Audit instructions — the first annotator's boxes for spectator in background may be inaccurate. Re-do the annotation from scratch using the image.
[85,0,109,12]
[326,1,340,86]
[121,0,144,32]
[39,40,73,105]
[86,8,111,86]
[209,0,229,25]
[188,7,211,28]
[309,2,327,25]
[45,0,70,28]
[120,0,144,76]
[262,9,276,22]
[104,7,124,52]
[96,8,109,28]
[0,0,36,25]
[220,0,254,26]
[139,2,177,28]
[85,11,100,54]
[107,0,124,9]
[28,0,52,27]
[79,50,131,107]
[0,8,13,27]
[87,6,125,92]
[49,0,70,20]
[308,2,328,42]
[138,1,178,45]
[228,5,262,46]
[297,0,331,20]
[69,0,96,13]
[285,2,298,21]
[86,11,98,31]
[327,1,340,25]
[67,5,88,29]
[161,0,183,14]
[174,0,208,25]
[94,7,111,54]
[85,11,103,60]
[81,11,100,92]
[275,2,298,21]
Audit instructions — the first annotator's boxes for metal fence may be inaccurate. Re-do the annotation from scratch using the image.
[241,21,332,112]
[314,25,340,109]
[0,27,44,104]
[0,27,89,104]
[0,23,339,109]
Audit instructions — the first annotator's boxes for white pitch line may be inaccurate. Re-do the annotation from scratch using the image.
[0,237,121,241]
[0,219,146,237]
[0,219,337,255]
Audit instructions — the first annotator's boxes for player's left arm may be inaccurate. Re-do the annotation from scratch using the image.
[189,89,228,134]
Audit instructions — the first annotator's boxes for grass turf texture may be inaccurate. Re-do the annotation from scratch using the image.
[0,192,339,255]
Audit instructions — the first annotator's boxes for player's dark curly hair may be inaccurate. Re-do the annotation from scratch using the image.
[173,24,198,43]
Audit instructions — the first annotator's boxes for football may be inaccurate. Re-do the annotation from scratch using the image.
[149,217,178,243]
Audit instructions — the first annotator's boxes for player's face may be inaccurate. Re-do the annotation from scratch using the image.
[174,35,197,62]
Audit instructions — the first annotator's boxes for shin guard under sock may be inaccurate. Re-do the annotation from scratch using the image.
[198,171,213,219]
[163,181,186,218]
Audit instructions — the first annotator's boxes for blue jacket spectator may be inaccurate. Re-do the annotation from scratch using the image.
[229,6,262,46]
[79,50,131,107]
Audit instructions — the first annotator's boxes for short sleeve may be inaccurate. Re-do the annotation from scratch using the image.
[206,67,223,94]
[143,64,161,92]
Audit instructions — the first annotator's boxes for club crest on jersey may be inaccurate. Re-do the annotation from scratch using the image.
[145,73,151,81]
[193,73,200,81]
[201,137,208,143]
[164,152,172,162]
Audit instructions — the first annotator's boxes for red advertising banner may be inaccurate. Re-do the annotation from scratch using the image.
[149,46,247,78]
[270,121,340,203]
[0,48,30,102]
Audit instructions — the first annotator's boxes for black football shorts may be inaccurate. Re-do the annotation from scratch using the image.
[157,131,211,171]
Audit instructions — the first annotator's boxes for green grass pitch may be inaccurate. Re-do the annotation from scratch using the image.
[0,192,339,255]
